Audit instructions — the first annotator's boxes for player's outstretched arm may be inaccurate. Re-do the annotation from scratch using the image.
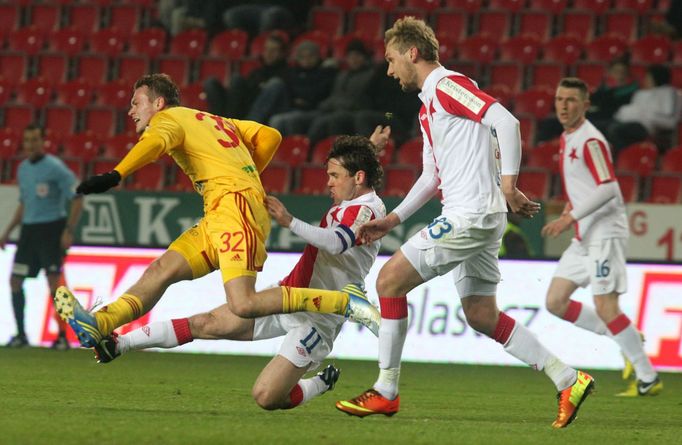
[501,175,541,218]
[76,170,121,195]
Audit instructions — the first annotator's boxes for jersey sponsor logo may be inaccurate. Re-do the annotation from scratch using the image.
[585,139,611,181]
[350,206,373,233]
[436,78,485,115]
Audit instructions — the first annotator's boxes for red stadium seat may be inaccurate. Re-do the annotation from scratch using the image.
[459,34,498,64]
[67,4,102,33]
[8,27,47,55]
[517,11,552,41]
[197,57,231,85]
[603,11,638,41]
[62,157,85,179]
[129,27,167,58]
[101,133,138,159]
[323,0,359,11]
[35,53,69,86]
[0,53,28,86]
[273,135,311,167]
[95,80,131,110]
[179,83,208,110]
[311,136,338,164]
[58,78,94,109]
[389,7,428,23]
[526,141,561,174]
[260,163,292,194]
[646,174,682,203]
[294,164,328,195]
[49,28,86,56]
[170,29,207,58]
[585,34,628,62]
[209,29,248,60]
[528,0,568,14]
[517,168,551,201]
[128,163,166,191]
[475,10,512,40]
[630,35,672,65]
[17,78,54,108]
[363,0,400,11]
[83,106,118,136]
[489,62,524,93]
[2,105,35,133]
[614,0,654,12]
[514,87,554,119]
[574,62,607,92]
[395,137,423,167]
[432,9,469,43]
[91,159,120,176]
[157,55,191,87]
[560,10,596,43]
[62,131,102,162]
[309,7,345,36]
[518,114,536,150]
[616,142,658,177]
[349,8,385,39]
[572,0,612,14]
[291,30,330,58]
[528,62,566,91]
[29,4,62,33]
[43,105,77,133]
[0,79,14,104]
[404,0,443,11]
[0,5,20,34]
[108,5,141,33]
[499,35,542,65]
[0,128,21,160]
[90,27,127,57]
[544,34,584,65]
[383,165,417,197]
[484,84,513,109]
[660,146,682,174]
[616,172,639,202]
[75,54,109,85]
[116,55,150,85]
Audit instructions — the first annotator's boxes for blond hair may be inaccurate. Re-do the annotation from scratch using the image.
[385,16,439,62]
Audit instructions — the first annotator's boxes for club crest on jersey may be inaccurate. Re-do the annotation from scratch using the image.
[313,296,322,310]
[569,148,579,161]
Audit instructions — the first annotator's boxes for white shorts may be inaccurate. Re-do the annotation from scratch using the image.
[252,312,344,369]
[554,238,628,295]
[401,213,506,298]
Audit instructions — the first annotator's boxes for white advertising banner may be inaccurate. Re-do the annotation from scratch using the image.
[1,245,681,371]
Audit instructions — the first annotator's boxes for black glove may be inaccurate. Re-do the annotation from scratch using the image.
[76,170,122,195]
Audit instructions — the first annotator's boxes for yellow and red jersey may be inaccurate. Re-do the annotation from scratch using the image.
[114,106,281,196]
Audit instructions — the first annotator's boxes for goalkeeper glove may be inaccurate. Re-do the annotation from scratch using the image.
[76,170,122,194]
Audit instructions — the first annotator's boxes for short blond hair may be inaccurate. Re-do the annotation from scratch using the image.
[385,16,439,62]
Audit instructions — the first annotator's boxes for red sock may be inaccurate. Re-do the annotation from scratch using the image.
[288,384,303,408]
[492,312,516,344]
[379,296,408,319]
[171,318,193,345]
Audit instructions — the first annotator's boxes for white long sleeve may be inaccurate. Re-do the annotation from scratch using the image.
[289,217,353,255]
[569,180,619,221]
[392,159,439,222]
[481,102,521,175]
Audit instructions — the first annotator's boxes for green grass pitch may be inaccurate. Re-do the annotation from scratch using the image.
[1,348,680,445]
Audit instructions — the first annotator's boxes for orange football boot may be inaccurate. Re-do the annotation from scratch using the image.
[336,389,400,417]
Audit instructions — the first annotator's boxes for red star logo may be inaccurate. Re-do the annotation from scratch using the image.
[330,207,342,222]
[569,148,578,162]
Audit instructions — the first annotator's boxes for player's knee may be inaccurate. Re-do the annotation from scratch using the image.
[376,268,403,296]
[545,293,566,317]
[227,298,259,319]
[252,385,283,410]
[463,307,496,336]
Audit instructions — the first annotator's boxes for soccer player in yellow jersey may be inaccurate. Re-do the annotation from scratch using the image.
[54,73,380,350]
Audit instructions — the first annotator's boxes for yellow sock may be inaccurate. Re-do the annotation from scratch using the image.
[94,293,144,335]
[281,286,349,315]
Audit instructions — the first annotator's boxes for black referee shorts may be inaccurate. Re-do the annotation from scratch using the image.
[12,219,67,278]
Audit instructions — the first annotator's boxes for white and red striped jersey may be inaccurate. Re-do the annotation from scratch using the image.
[418,66,508,218]
[281,191,386,291]
[560,119,628,242]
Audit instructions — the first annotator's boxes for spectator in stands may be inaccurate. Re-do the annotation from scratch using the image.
[261,40,336,134]
[222,1,308,37]
[204,33,289,120]
[307,39,375,147]
[0,124,82,350]
[350,61,421,147]
[650,0,682,39]
[499,213,533,259]
[158,0,226,36]
[608,64,682,152]
[536,60,638,144]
